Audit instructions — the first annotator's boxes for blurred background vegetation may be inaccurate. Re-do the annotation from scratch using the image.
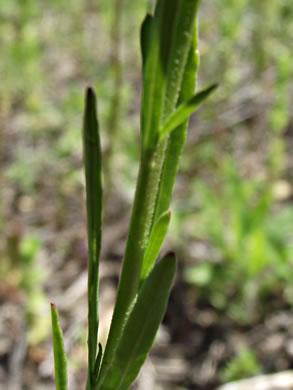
[0,0,293,389]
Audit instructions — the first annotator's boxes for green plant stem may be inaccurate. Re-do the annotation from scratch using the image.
[97,2,200,385]
[96,142,166,386]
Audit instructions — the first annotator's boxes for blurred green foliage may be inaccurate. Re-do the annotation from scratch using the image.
[20,234,50,344]
[173,0,293,324]
[182,159,293,322]
[221,347,261,383]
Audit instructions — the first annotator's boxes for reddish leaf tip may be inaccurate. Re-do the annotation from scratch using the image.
[50,302,56,308]
[166,251,176,258]
[86,86,95,99]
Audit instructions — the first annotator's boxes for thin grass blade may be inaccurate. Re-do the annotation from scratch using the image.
[96,253,176,390]
[50,303,68,390]
[83,87,103,384]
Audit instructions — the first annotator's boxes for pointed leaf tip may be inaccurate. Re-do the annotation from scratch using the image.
[51,303,68,390]
[144,12,153,20]
[165,251,176,258]
[159,83,218,141]
[140,13,153,70]
[85,86,96,103]
[140,210,172,286]
[86,86,94,95]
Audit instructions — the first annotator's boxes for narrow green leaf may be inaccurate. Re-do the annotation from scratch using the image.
[149,3,201,228]
[141,0,199,150]
[50,303,68,390]
[161,0,201,120]
[140,13,153,71]
[83,87,103,383]
[97,253,176,390]
[93,343,103,383]
[140,0,174,150]
[159,83,218,141]
[139,209,171,287]
[153,25,199,221]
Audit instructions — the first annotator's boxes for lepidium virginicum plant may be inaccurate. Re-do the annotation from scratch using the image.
[50,0,217,389]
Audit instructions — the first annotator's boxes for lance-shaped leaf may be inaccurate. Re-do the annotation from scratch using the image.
[140,0,170,150]
[141,0,199,150]
[96,253,176,390]
[83,87,103,383]
[161,0,201,120]
[140,13,153,71]
[159,83,218,141]
[50,303,68,390]
[139,210,171,287]
[153,25,199,221]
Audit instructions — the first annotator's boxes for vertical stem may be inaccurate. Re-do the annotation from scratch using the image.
[96,0,200,386]
[96,141,167,386]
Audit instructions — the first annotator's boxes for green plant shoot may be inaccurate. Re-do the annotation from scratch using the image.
[50,1,216,389]
[50,303,68,390]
